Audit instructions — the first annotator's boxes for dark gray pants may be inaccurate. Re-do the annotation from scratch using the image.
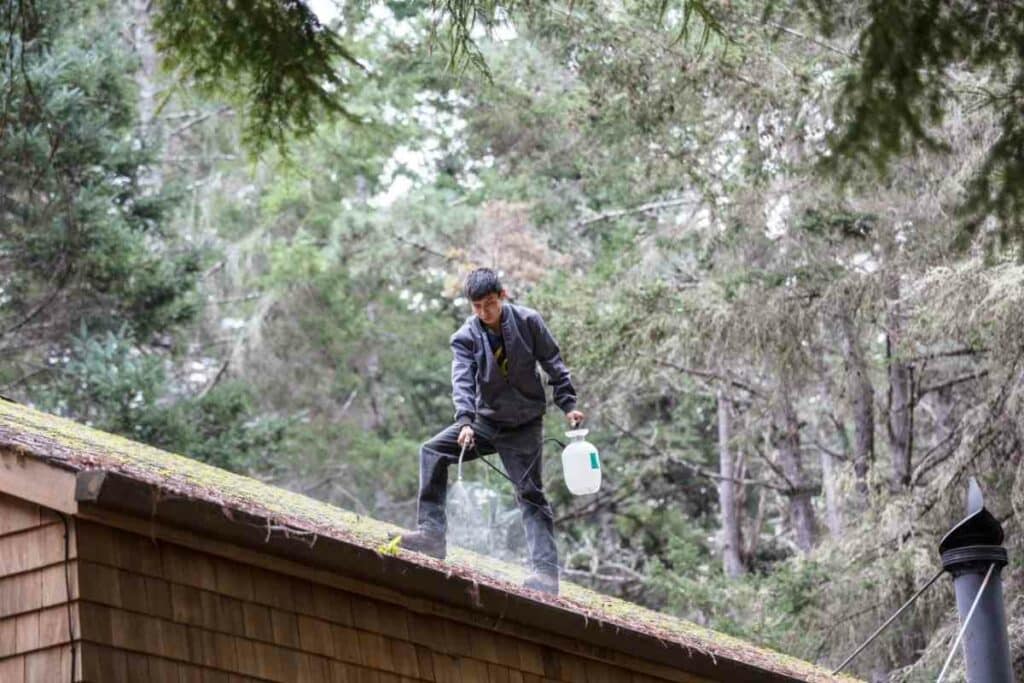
[416,416,558,575]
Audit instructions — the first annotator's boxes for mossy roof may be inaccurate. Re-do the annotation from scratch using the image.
[0,399,859,682]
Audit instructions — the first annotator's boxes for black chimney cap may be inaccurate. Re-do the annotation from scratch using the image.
[939,477,1004,553]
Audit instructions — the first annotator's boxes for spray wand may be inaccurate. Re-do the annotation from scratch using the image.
[456,441,468,483]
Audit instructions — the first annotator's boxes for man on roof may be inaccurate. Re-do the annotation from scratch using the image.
[398,268,584,595]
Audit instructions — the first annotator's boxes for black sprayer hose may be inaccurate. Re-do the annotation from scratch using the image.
[473,436,566,486]
[463,436,572,516]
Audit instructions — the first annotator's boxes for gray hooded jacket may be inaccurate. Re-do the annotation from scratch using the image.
[450,303,577,427]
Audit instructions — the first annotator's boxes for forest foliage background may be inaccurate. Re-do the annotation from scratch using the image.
[3,0,1024,680]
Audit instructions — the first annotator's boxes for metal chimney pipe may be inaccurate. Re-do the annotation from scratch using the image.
[938,478,1013,683]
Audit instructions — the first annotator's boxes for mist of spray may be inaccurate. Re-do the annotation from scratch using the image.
[446,444,523,561]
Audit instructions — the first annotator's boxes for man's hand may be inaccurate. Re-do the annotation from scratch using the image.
[457,425,475,448]
[566,409,585,428]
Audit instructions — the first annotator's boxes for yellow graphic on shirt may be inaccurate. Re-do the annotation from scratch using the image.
[493,343,510,378]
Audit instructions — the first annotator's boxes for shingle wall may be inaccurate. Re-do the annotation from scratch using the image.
[0,492,77,681]
[72,520,710,683]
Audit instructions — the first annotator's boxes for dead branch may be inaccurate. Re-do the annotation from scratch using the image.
[575,197,699,229]
[763,20,855,60]
[554,484,637,524]
[906,348,988,363]
[212,293,265,305]
[918,370,990,397]
[167,105,233,138]
[752,441,796,489]
[0,265,68,339]
[608,417,787,491]
[654,359,768,398]
[393,233,450,260]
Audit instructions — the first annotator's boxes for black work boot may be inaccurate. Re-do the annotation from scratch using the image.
[523,571,559,595]
[396,529,446,560]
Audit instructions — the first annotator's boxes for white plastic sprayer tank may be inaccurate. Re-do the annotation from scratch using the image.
[561,429,601,495]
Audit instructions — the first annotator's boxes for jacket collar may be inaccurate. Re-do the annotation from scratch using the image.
[474,303,513,336]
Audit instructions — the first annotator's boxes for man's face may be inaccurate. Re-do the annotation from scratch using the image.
[471,291,504,328]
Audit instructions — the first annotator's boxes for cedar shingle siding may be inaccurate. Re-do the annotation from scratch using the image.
[0,493,75,680]
[73,519,685,682]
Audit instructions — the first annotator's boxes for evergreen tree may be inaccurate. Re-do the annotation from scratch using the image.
[1,0,286,473]
[1,0,199,385]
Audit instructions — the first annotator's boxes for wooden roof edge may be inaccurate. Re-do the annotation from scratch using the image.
[0,443,78,514]
[73,468,813,683]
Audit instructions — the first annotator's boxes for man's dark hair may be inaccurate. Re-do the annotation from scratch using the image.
[463,268,503,301]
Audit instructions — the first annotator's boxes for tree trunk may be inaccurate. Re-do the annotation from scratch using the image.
[132,0,159,133]
[132,0,164,191]
[717,391,745,577]
[885,277,913,489]
[361,302,384,430]
[819,448,842,538]
[775,383,816,553]
[839,308,874,493]
[930,384,955,445]
[744,487,768,564]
